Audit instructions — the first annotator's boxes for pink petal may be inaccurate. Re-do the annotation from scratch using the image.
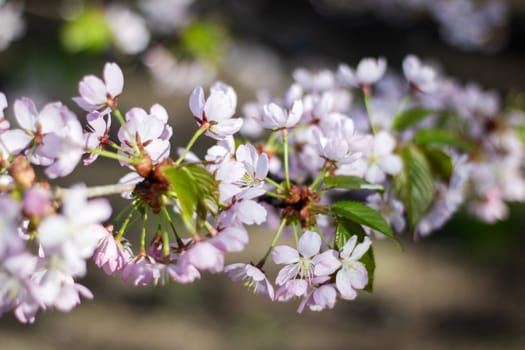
[14,98,38,131]
[79,75,107,106]
[298,231,321,258]
[336,270,357,300]
[189,86,205,118]
[350,237,372,261]
[271,245,300,264]
[104,62,124,97]
[204,90,235,122]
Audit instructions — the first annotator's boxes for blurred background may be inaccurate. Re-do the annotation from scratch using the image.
[0,0,524,349]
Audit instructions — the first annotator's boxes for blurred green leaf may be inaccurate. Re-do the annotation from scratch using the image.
[325,175,384,192]
[61,8,112,53]
[394,145,435,229]
[422,147,454,181]
[414,128,472,150]
[392,107,435,131]
[180,20,227,65]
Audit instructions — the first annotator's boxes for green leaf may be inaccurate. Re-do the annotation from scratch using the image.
[335,219,367,250]
[163,166,199,231]
[163,164,219,231]
[332,201,400,248]
[360,245,376,293]
[324,175,384,192]
[422,147,454,181]
[335,220,375,292]
[414,128,472,150]
[394,145,435,229]
[180,21,227,65]
[60,8,112,53]
[186,164,220,217]
[515,125,525,145]
[392,107,435,131]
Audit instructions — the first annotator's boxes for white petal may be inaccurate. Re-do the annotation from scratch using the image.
[204,90,235,122]
[104,62,124,97]
[14,98,38,131]
[79,76,107,106]
[350,237,372,261]
[271,245,300,264]
[189,86,205,118]
[348,263,368,289]
[238,200,267,225]
[298,231,322,258]
[336,270,357,300]
[340,235,357,260]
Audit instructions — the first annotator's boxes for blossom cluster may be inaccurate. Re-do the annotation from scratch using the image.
[1,55,524,322]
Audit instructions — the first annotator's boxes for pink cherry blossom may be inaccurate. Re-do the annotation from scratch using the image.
[118,104,172,162]
[338,57,387,88]
[38,185,111,277]
[224,263,274,300]
[272,231,340,286]
[93,228,132,275]
[122,255,162,286]
[235,144,269,189]
[403,55,438,93]
[184,241,224,273]
[297,284,337,313]
[73,62,124,112]
[189,85,243,140]
[22,187,53,217]
[262,100,303,129]
[83,111,111,165]
[336,236,371,300]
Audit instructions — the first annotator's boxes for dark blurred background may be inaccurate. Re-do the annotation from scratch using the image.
[0,0,524,349]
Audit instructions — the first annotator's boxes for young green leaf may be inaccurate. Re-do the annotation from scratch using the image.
[332,201,401,248]
[394,145,435,229]
[392,107,435,131]
[162,164,220,232]
[324,175,384,192]
[163,166,199,231]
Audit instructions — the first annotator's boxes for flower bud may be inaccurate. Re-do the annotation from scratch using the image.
[134,154,153,178]
[9,155,35,188]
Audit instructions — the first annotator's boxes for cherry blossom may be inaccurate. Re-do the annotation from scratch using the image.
[403,55,438,93]
[73,62,124,112]
[336,236,371,300]
[225,263,274,300]
[338,57,387,89]
[189,85,243,140]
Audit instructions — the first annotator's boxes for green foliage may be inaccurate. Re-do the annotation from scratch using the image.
[414,128,472,150]
[335,219,366,250]
[163,164,220,232]
[394,145,435,229]
[392,107,435,131]
[60,8,112,53]
[324,175,384,192]
[332,200,400,247]
[335,220,375,292]
[180,20,227,65]
[421,147,454,181]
